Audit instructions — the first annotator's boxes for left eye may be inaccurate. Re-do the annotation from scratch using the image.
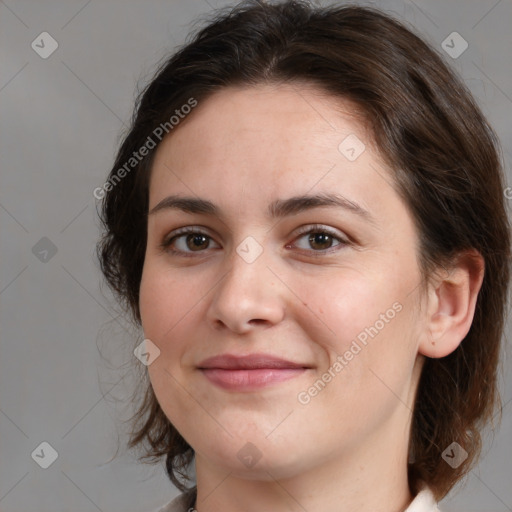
[290,228,347,252]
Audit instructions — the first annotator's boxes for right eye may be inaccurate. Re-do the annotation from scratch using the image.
[161,228,221,257]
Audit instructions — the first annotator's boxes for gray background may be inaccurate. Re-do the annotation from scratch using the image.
[1,0,511,511]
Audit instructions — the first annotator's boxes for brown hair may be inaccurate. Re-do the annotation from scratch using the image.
[97,0,511,500]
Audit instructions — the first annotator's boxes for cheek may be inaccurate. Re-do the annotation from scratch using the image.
[290,269,418,408]
[139,262,194,341]
[139,263,211,385]
[139,265,202,430]
[290,269,402,356]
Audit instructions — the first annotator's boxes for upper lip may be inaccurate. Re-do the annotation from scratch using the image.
[198,353,310,370]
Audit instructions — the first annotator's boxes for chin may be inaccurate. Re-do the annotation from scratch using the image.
[200,435,313,479]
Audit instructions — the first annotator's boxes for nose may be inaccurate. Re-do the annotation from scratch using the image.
[206,243,286,334]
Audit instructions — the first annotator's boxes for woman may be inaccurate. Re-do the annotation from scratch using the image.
[97,1,511,511]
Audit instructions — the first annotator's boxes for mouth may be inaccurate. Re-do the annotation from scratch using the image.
[197,353,311,391]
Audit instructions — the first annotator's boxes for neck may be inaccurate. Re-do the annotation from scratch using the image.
[193,416,414,512]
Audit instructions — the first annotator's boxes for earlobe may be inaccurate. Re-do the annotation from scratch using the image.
[419,250,485,359]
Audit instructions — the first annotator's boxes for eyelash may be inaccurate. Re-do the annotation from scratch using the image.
[160,224,351,258]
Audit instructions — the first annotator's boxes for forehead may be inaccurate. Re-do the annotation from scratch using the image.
[161,83,370,154]
[148,83,393,217]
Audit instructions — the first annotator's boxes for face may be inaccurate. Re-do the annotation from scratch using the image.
[139,83,426,481]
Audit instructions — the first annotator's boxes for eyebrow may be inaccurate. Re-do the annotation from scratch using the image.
[148,192,375,224]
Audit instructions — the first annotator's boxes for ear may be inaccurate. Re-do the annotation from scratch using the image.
[419,249,485,358]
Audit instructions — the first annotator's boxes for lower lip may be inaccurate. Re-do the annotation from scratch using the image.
[200,368,307,391]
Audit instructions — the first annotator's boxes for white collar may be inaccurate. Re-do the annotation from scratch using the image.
[404,486,440,512]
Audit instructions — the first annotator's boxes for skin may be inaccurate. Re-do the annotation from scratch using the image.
[139,83,484,512]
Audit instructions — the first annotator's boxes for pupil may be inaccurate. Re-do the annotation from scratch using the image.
[309,233,332,250]
[188,234,208,250]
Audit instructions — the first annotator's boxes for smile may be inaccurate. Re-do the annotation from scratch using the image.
[200,367,308,391]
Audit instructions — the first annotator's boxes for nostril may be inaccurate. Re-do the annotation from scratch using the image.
[248,318,268,325]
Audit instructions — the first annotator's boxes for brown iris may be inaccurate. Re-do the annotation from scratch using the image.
[186,233,210,251]
[308,232,334,250]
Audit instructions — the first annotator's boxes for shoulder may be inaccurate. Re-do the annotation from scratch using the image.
[154,486,197,512]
